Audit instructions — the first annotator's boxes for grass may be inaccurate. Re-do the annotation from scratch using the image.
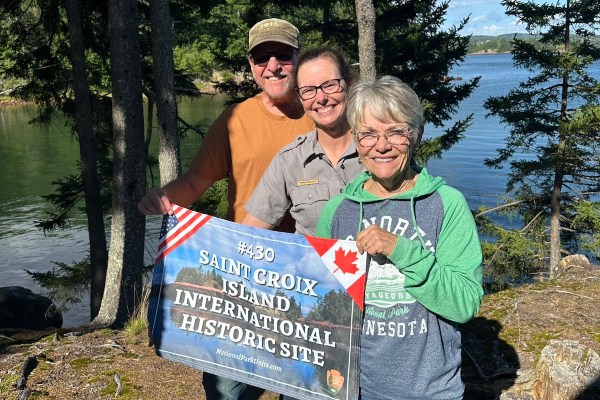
[124,286,151,336]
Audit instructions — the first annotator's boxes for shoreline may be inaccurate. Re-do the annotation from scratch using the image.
[0,98,31,106]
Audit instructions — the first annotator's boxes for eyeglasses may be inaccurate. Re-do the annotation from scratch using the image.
[296,78,344,101]
[354,127,414,147]
[250,50,295,67]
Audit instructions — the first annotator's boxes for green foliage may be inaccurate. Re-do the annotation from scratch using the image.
[176,267,223,289]
[286,294,303,321]
[481,232,540,291]
[476,202,548,291]
[482,0,600,273]
[97,369,133,398]
[271,289,302,320]
[370,0,479,162]
[465,34,587,54]
[25,258,91,311]
[70,357,94,369]
[469,37,514,54]
[571,200,600,259]
[192,179,229,219]
[307,289,353,325]
[173,43,215,82]
[0,371,18,394]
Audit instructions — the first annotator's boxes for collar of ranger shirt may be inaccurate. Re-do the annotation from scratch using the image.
[279,129,358,168]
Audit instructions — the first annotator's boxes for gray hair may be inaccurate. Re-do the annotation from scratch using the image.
[347,75,424,132]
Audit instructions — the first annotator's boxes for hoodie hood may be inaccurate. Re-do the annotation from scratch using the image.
[342,167,446,202]
[341,167,447,247]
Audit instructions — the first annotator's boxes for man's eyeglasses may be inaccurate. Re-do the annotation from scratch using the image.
[250,51,295,67]
[296,78,344,101]
[354,127,414,147]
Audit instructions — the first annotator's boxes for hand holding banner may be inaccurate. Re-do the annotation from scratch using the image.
[148,205,365,400]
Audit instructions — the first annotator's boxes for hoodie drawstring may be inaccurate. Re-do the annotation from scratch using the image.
[410,195,427,250]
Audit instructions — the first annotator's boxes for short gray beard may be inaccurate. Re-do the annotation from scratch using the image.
[263,78,295,100]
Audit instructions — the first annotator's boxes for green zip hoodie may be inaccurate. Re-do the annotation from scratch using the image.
[316,168,483,399]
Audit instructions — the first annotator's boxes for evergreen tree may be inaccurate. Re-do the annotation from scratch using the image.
[0,0,202,321]
[373,0,479,163]
[0,0,113,318]
[484,0,600,280]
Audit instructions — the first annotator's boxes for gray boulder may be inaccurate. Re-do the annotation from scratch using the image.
[0,286,62,329]
[532,340,600,400]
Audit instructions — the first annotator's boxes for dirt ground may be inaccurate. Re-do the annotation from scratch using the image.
[1,264,598,400]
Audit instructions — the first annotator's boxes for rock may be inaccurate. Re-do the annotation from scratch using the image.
[0,286,62,329]
[532,340,600,400]
[500,369,536,399]
[559,254,591,271]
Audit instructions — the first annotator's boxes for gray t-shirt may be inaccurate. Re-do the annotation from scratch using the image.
[244,129,363,236]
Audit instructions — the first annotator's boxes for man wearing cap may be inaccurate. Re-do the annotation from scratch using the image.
[137,18,314,399]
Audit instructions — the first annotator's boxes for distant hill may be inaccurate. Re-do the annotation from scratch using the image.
[467,33,600,54]
[467,33,537,54]
[471,33,533,41]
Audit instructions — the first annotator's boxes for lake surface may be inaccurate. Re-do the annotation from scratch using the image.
[427,54,544,208]
[1,53,598,327]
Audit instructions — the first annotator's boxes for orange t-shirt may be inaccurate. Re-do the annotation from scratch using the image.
[188,93,314,231]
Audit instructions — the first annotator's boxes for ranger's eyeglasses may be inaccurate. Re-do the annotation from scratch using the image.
[296,78,344,101]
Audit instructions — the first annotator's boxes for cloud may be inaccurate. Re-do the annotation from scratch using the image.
[439,0,529,35]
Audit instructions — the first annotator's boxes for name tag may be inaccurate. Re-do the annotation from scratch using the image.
[297,179,319,186]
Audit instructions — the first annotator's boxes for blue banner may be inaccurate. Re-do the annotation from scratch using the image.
[148,205,366,400]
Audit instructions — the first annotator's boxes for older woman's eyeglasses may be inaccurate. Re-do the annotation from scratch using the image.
[354,127,414,147]
[296,78,344,100]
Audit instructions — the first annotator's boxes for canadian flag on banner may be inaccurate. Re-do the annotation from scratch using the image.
[305,236,367,310]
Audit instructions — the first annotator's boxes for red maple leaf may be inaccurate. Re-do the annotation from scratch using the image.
[333,248,359,274]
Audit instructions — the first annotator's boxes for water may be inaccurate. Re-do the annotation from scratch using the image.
[0,96,226,327]
[1,54,598,327]
[426,54,535,208]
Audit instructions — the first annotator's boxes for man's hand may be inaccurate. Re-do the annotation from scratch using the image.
[137,188,173,216]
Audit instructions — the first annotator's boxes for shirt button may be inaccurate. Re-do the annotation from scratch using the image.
[307,194,312,199]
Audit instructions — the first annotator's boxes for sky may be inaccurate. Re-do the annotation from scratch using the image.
[439,0,530,36]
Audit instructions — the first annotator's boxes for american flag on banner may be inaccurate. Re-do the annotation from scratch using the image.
[155,205,211,263]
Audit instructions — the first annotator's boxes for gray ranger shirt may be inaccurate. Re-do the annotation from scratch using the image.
[244,129,363,236]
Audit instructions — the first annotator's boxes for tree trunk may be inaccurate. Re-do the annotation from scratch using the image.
[354,0,377,81]
[322,0,331,42]
[549,171,563,279]
[94,0,146,328]
[149,0,181,185]
[65,0,108,320]
[549,6,571,280]
[145,98,154,153]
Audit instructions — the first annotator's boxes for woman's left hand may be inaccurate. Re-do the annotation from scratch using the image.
[356,225,398,257]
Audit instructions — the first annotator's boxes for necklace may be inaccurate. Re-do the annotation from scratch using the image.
[366,174,417,198]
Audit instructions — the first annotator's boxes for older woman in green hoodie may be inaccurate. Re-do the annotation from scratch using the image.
[316,75,483,400]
